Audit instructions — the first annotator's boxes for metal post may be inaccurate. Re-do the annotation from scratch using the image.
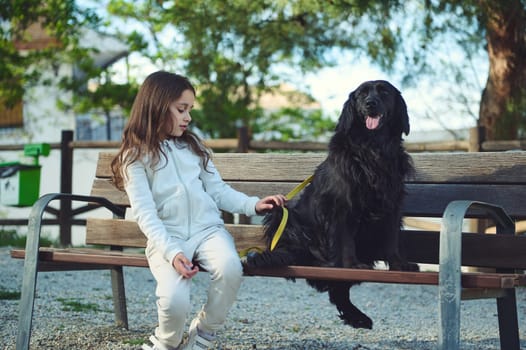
[236,125,250,153]
[468,126,485,152]
[468,126,487,236]
[59,130,73,246]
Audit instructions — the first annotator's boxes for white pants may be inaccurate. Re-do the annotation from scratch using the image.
[145,227,243,348]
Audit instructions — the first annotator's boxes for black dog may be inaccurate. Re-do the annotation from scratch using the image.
[244,80,418,329]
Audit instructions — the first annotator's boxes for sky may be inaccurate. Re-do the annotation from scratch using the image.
[300,53,485,136]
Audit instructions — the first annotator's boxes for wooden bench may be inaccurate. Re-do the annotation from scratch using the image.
[12,151,526,350]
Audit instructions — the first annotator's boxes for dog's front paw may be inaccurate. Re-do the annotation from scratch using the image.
[241,251,261,267]
[389,261,419,272]
[342,257,373,269]
[243,248,296,268]
[338,310,373,329]
[352,263,374,269]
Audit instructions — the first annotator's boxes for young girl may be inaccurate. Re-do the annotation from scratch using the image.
[111,71,286,350]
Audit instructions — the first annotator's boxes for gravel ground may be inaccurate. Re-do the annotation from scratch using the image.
[1,247,525,350]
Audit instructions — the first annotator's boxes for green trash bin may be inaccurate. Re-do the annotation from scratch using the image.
[0,162,42,206]
[0,143,50,207]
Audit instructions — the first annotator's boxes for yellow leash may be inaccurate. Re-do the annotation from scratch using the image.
[270,174,314,251]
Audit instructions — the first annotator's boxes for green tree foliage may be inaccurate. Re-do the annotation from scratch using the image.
[106,0,404,138]
[254,107,335,141]
[3,1,524,141]
[0,0,97,105]
[106,0,525,141]
[1,0,139,140]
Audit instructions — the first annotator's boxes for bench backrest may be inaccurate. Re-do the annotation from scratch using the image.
[87,151,526,269]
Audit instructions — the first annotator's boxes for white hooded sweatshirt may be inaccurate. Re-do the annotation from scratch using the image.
[124,139,259,265]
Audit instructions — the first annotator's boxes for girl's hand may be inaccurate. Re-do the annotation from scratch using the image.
[255,194,287,214]
[172,253,199,279]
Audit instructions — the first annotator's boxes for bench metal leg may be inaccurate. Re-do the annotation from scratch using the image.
[111,266,129,328]
[16,194,60,350]
[15,193,127,350]
[438,200,515,350]
[16,223,40,350]
[438,201,463,350]
[496,288,520,350]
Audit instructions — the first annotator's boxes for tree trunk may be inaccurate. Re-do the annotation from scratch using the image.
[479,0,526,141]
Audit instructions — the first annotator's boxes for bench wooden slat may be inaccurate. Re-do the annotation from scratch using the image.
[91,179,304,207]
[404,184,526,219]
[86,218,146,247]
[216,152,526,183]
[404,230,526,269]
[90,179,130,206]
[410,152,526,183]
[10,249,127,271]
[244,265,526,289]
[11,248,148,268]
[86,218,265,251]
[96,151,526,183]
[228,183,526,219]
[11,248,525,289]
[96,152,322,181]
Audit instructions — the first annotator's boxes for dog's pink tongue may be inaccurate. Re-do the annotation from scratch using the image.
[366,116,380,130]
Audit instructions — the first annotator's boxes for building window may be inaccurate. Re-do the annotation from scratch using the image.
[75,112,125,141]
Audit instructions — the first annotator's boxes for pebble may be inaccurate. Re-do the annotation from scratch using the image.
[1,247,525,349]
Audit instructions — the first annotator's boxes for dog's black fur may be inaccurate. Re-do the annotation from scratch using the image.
[244,80,419,329]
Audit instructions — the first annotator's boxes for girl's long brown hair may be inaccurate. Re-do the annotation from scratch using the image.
[111,71,210,190]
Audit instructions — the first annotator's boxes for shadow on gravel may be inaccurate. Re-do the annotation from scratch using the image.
[255,337,508,350]
[254,338,438,350]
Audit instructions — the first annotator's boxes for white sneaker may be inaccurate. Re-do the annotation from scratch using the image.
[142,335,180,350]
[183,318,216,350]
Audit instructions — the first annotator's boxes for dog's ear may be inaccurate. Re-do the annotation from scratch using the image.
[396,92,410,136]
[335,92,356,133]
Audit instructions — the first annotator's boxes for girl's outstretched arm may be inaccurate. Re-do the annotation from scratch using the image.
[255,194,287,214]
